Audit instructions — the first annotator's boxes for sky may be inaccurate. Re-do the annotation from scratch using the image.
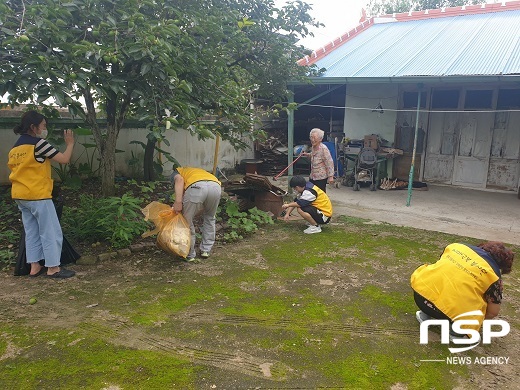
[276,0,501,50]
[275,0,371,50]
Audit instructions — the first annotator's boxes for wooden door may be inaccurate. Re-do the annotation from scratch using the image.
[452,112,493,188]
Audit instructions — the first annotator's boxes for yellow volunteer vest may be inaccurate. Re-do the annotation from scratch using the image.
[8,143,53,200]
[311,184,333,217]
[411,243,499,330]
[176,167,221,190]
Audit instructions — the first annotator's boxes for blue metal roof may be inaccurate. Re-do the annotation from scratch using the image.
[313,9,520,79]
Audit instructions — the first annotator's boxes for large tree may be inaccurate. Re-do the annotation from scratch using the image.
[0,0,319,195]
[367,0,485,15]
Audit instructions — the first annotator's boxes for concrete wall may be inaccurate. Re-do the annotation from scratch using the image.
[1,123,254,184]
[343,83,398,143]
[115,127,253,178]
[342,83,399,177]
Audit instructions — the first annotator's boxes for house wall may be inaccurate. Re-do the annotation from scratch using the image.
[343,83,398,143]
[342,83,399,178]
[0,123,253,185]
[420,86,520,191]
[336,83,519,191]
[115,127,253,178]
[387,84,520,190]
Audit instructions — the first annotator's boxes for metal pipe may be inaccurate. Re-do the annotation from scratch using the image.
[287,92,295,182]
[407,84,423,206]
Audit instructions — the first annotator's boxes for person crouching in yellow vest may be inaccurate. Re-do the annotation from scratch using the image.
[411,241,514,337]
[281,175,333,234]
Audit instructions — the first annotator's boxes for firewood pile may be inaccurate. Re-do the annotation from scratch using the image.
[379,177,408,190]
[379,178,428,190]
[255,132,291,176]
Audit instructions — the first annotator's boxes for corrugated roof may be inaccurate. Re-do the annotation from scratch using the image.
[298,1,520,80]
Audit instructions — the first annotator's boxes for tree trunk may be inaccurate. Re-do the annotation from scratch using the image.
[98,127,119,197]
[82,90,122,197]
[143,138,157,181]
[100,149,116,196]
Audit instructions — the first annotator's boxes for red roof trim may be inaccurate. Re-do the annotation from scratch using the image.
[298,0,520,66]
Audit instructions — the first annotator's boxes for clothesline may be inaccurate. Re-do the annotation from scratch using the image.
[296,103,520,114]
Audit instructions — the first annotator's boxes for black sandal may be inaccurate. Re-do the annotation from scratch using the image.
[29,268,47,278]
[45,268,76,279]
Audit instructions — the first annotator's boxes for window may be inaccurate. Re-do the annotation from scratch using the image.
[402,91,427,109]
[497,89,520,109]
[464,90,492,109]
[431,90,459,109]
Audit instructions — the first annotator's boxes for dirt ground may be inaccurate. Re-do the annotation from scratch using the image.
[1,217,519,389]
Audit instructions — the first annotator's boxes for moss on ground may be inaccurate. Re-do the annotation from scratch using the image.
[1,217,518,389]
[0,327,196,389]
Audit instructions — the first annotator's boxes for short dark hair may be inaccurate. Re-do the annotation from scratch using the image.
[13,110,47,135]
[289,175,306,188]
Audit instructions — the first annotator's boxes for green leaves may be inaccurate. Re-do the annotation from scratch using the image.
[140,63,151,76]
[218,198,273,242]
[1,0,318,195]
[237,17,256,29]
[367,0,484,16]
[62,193,149,248]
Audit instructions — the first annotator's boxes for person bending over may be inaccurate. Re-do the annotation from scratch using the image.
[411,241,514,339]
[170,167,221,262]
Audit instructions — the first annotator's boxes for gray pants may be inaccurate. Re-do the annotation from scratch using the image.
[182,181,222,258]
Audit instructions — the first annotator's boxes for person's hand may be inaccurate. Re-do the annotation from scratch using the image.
[281,203,289,210]
[327,177,334,185]
[172,200,183,212]
[63,129,75,146]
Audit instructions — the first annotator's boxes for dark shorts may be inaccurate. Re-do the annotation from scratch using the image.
[301,205,330,225]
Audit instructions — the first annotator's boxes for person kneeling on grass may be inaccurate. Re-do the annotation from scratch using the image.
[411,241,514,341]
[282,175,333,234]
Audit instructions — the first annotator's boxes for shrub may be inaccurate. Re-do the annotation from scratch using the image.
[0,192,20,270]
[62,193,149,248]
[217,198,274,242]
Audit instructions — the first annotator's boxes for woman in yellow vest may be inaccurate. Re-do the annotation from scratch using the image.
[7,111,76,278]
[411,241,514,334]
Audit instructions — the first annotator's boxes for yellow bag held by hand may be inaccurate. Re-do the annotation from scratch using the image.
[141,201,191,258]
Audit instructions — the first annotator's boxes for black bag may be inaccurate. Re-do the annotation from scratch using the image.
[13,195,81,276]
[14,233,80,276]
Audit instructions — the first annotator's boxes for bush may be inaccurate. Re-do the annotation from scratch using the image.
[217,198,274,242]
[0,192,20,270]
[62,193,149,248]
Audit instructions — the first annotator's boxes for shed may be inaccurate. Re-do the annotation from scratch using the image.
[287,1,520,192]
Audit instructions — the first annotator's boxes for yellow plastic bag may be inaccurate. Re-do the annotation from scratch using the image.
[141,201,191,258]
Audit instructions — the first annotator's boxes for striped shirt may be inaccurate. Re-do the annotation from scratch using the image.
[34,138,59,162]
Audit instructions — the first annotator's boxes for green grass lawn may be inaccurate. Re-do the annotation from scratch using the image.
[1,216,518,389]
